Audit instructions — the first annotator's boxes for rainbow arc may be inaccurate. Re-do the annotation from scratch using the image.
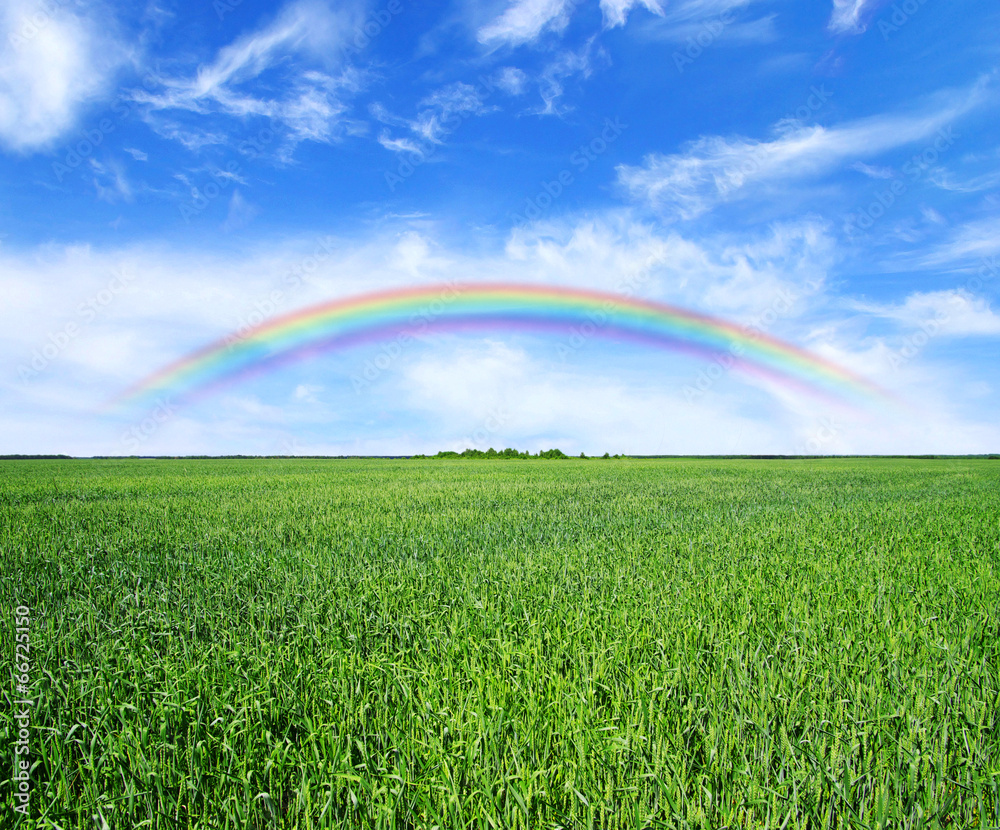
[111,283,897,411]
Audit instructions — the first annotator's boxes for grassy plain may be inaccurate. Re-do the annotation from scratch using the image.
[1,458,998,828]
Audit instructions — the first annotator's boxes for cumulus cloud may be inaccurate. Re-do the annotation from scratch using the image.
[0,0,129,151]
[3,215,998,455]
[495,66,529,96]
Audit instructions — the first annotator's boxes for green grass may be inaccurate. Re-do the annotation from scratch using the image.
[1,458,998,829]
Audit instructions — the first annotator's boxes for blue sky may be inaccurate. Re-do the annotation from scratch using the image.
[2,0,999,455]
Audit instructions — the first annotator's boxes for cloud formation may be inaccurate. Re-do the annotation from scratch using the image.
[827,0,881,34]
[478,0,575,46]
[0,0,129,151]
[617,82,988,220]
[135,0,364,152]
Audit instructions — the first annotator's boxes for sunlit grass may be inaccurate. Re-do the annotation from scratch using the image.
[1,458,998,828]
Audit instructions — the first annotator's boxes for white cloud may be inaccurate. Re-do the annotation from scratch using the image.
[478,0,574,46]
[599,0,664,28]
[0,0,129,152]
[849,290,1000,336]
[3,215,998,456]
[375,81,493,149]
[617,81,988,220]
[419,82,492,123]
[222,190,260,232]
[136,0,364,152]
[124,146,148,161]
[851,161,894,179]
[908,217,1000,268]
[926,167,1000,193]
[89,158,132,203]
[534,42,599,115]
[495,66,529,95]
[827,0,881,34]
[638,0,776,45]
[378,131,422,154]
[293,384,322,402]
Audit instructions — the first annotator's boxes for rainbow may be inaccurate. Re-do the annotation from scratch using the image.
[112,283,896,411]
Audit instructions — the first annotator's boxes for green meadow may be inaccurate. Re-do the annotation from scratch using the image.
[1,458,998,829]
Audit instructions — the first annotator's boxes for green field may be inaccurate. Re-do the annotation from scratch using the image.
[2,458,998,829]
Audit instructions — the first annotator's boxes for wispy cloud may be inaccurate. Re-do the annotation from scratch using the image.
[135,0,365,154]
[639,0,776,44]
[534,41,599,115]
[848,290,1000,336]
[617,81,990,220]
[375,81,494,150]
[850,161,894,179]
[599,0,664,28]
[827,0,883,34]
[478,0,575,46]
[905,216,1000,267]
[222,190,260,232]
[477,0,664,46]
[378,132,422,155]
[90,158,133,203]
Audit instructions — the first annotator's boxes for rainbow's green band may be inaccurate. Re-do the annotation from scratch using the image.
[111,283,898,411]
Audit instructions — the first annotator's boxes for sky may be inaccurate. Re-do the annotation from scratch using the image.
[1,0,999,456]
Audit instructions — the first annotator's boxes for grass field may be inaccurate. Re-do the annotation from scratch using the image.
[1,458,999,829]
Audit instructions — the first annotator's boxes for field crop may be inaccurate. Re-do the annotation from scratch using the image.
[1,458,999,828]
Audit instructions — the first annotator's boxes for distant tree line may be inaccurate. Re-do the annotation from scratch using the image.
[412,448,627,460]
[0,454,73,460]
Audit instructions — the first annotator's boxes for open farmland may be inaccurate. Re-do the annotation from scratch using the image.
[1,458,998,829]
